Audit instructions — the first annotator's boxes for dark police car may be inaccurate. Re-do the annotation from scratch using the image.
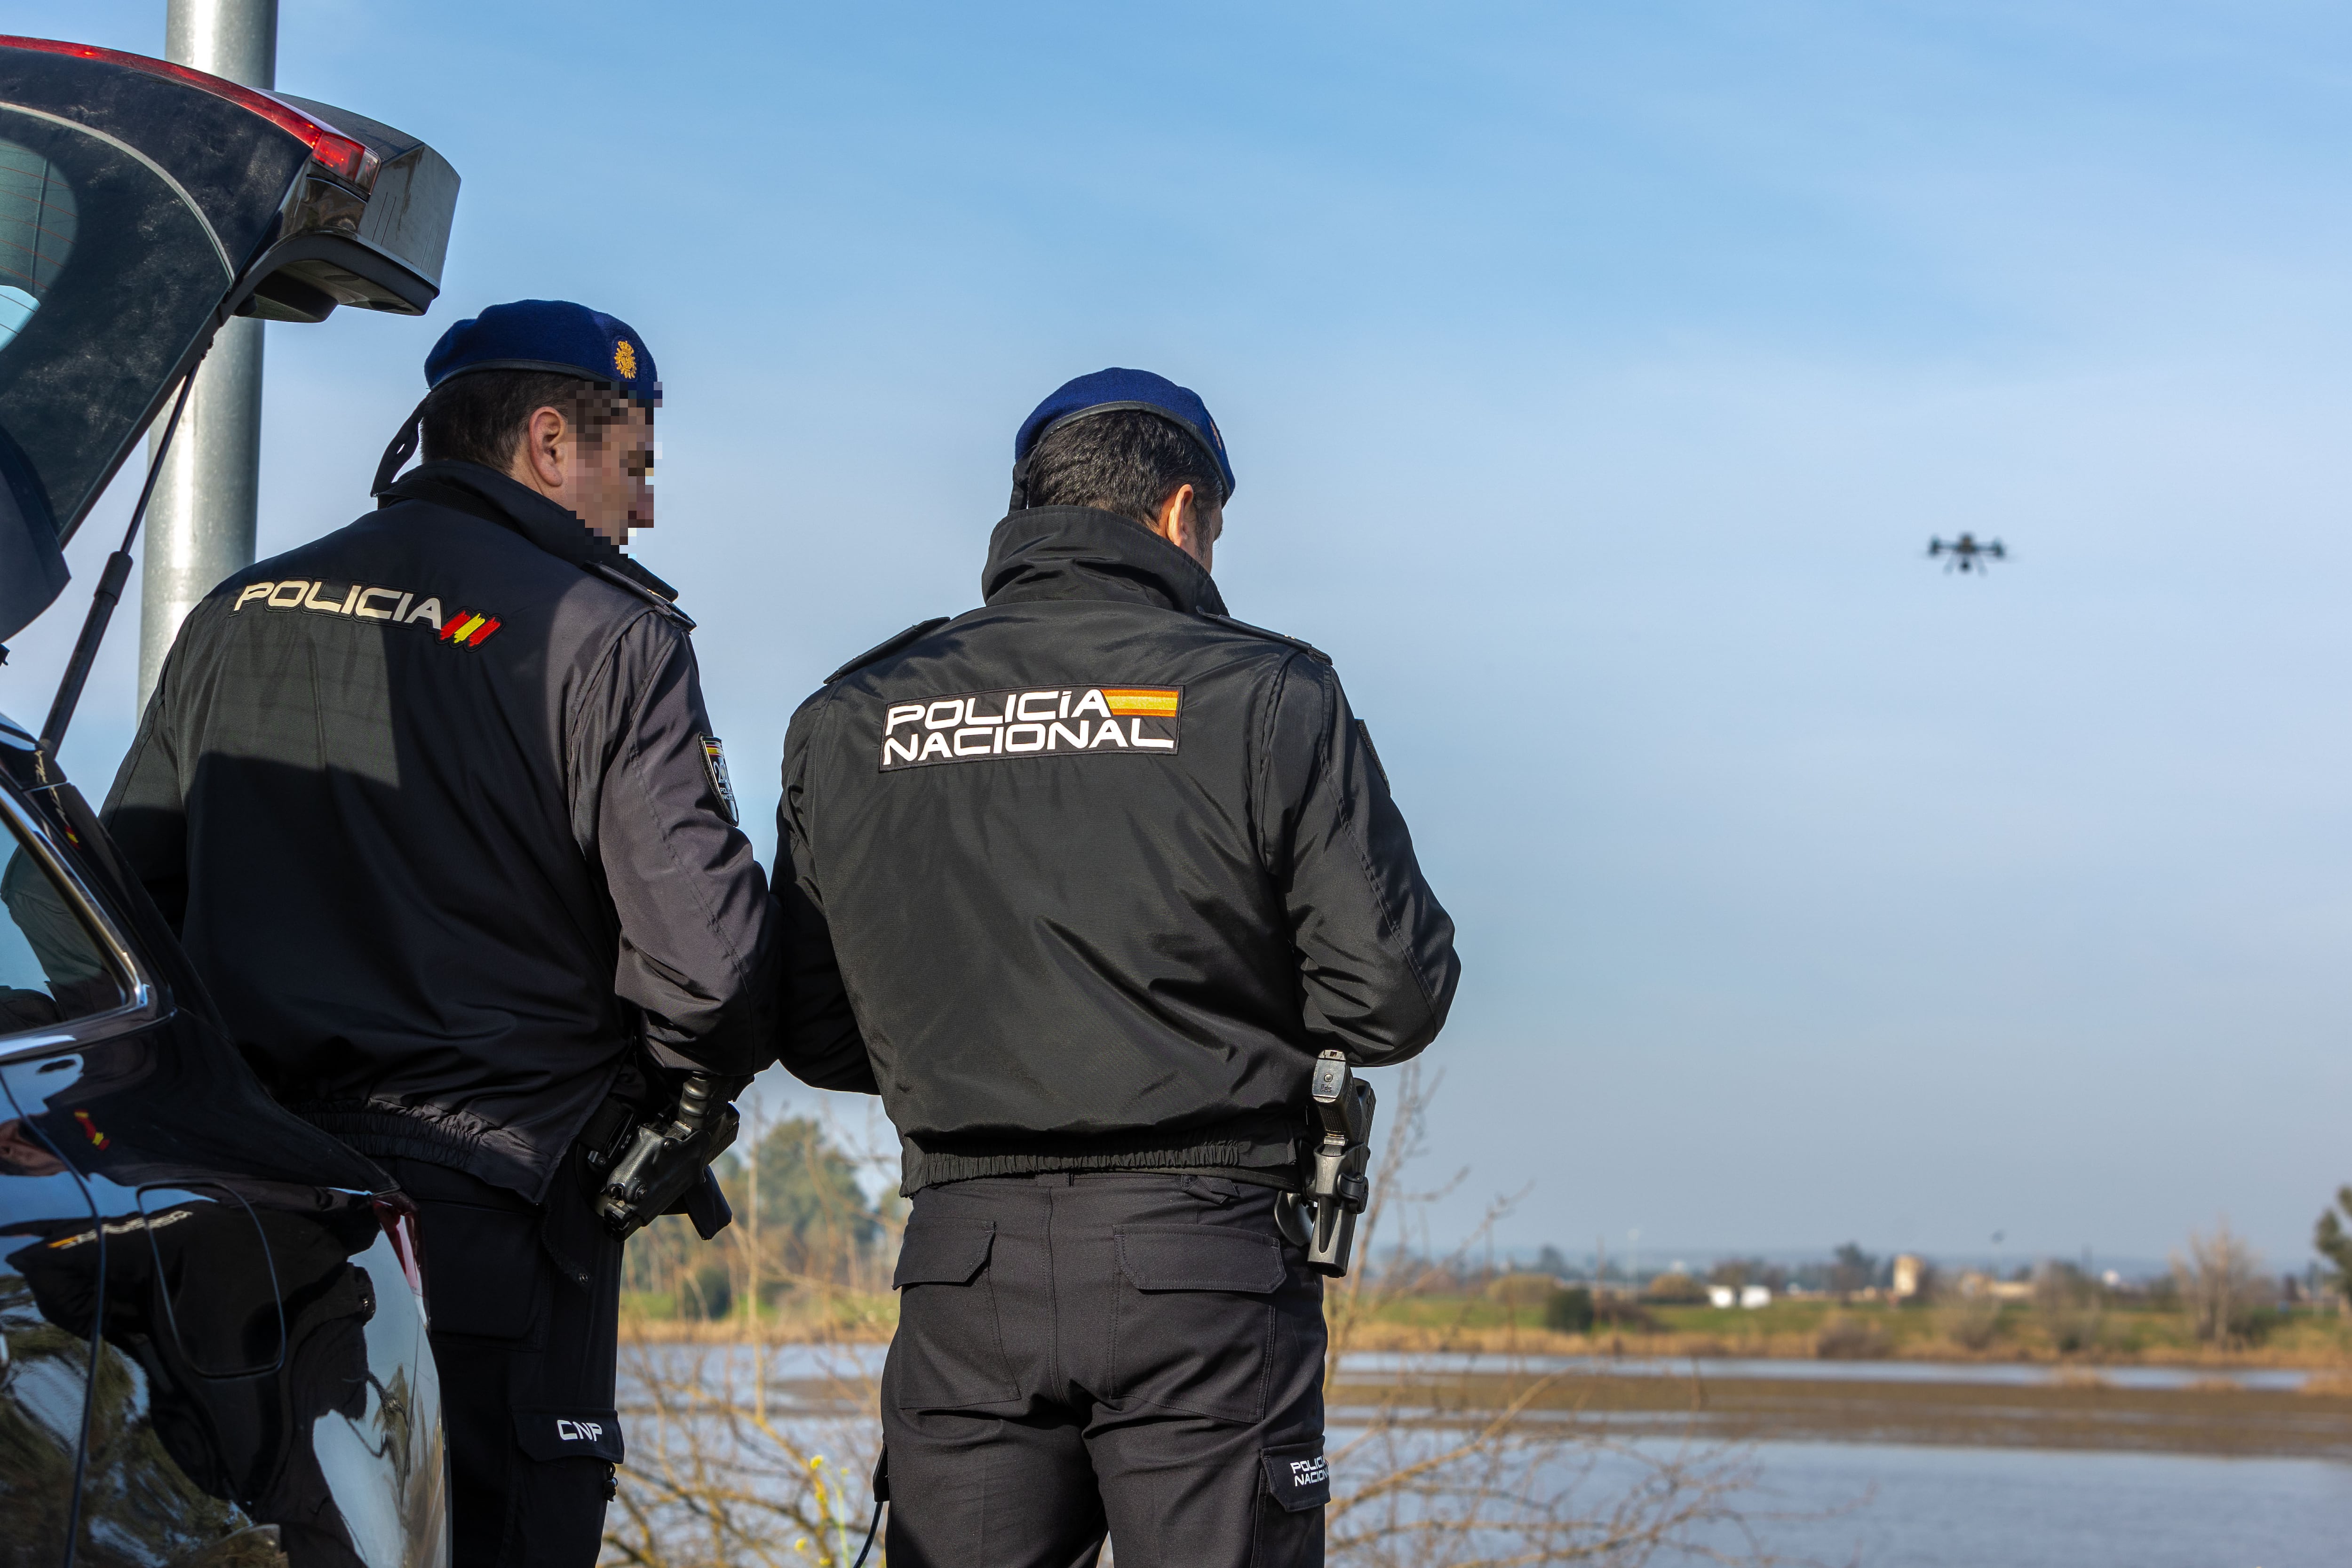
[0,37,460,1568]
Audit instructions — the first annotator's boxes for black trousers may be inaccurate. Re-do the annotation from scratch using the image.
[383,1154,625,1568]
[883,1171,1328,1568]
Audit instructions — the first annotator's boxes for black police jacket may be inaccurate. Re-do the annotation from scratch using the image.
[779,506,1460,1193]
[103,462,777,1202]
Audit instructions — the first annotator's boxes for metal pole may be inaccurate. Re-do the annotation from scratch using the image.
[139,0,278,710]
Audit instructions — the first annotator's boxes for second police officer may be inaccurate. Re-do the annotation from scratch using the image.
[779,369,1462,1566]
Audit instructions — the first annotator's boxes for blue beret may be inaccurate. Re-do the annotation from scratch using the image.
[423,299,660,403]
[1014,368,1233,502]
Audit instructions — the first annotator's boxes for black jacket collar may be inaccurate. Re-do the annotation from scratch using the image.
[982,507,1227,618]
[381,461,679,602]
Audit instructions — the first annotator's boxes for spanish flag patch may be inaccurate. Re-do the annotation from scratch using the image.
[1100,687,1180,717]
[439,610,502,648]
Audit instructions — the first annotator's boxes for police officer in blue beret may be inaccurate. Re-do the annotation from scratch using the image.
[778,369,1462,1565]
[104,301,833,1568]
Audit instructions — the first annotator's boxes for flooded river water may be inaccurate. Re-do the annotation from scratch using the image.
[1700,1441,2350,1567]
[615,1343,2352,1565]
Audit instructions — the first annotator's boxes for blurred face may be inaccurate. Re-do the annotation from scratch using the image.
[509,397,656,545]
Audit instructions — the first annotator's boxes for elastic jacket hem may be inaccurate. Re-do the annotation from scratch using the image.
[301,1100,554,1203]
[901,1113,1299,1195]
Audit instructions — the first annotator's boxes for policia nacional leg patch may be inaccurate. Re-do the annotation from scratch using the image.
[879,686,1181,771]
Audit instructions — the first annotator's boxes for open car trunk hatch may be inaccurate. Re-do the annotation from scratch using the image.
[0,40,457,643]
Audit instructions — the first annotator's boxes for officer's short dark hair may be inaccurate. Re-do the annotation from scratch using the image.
[1024,410,1224,527]
[419,371,643,470]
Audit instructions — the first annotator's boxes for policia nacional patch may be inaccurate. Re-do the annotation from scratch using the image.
[879,685,1181,771]
[1260,1441,1330,1512]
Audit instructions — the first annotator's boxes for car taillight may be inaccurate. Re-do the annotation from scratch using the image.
[372,1191,429,1315]
[0,35,381,190]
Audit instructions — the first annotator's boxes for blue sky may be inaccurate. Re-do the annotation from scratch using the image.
[10,0,2352,1265]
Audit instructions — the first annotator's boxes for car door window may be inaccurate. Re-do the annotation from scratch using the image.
[0,821,125,1033]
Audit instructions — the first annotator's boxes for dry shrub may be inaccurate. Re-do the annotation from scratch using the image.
[603,1340,882,1568]
[2034,1265,2106,1356]
[1938,1297,2002,1353]
[2172,1220,2275,1347]
[1642,1272,1708,1305]
[604,1101,900,1568]
[1486,1272,1563,1308]
[1813,1316,1892,1361]
[1323,1066,1817,1566]
[1328,1403,1785,1568]
[1593,1295,1662,1333]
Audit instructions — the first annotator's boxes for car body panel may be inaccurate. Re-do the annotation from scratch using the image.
[0,1092,95,1568]
[0,36,458,1566]
[0,728,450,1568]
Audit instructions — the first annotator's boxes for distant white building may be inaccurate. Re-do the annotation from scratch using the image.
[1891,1253,1925,1301]
[1708,1283,1773,1308]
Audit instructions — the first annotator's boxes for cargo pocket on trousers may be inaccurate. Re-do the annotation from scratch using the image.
[1252,1439,1330,1566]
[890,1219,1017,1409]
[512,1409,627,1563]
[513,1407,626,1465]
[1112,1226,1284,1423]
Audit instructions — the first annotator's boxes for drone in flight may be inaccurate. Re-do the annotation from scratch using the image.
[1928,533,2006,573]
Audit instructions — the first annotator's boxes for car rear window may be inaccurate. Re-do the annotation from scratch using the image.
[0,137,71,347]
[0,109,230,555]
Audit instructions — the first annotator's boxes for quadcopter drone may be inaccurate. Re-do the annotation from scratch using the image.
[1928,533,2005,573]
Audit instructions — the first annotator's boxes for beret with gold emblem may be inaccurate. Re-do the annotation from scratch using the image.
[373,299,659,493]
[422,298,659,402]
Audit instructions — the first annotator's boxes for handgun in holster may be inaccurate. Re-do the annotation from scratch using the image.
[578,1069,743,1242]
[1277,1050,1376,1277]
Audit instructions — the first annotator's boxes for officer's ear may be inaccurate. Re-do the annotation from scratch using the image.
[1153,482,1220,573]
[511,405,572,492]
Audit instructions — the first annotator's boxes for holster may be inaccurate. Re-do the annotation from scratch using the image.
[577,1064,742,1242]
[1274,1050,1375,1276]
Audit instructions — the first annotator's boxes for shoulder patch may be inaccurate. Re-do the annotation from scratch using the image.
[826,617,951,685]
[586,561,695,629]
[1199,613,1329,663]
[699,735,740,824]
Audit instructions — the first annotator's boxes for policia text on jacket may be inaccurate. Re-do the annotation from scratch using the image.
[879,684,1182,765]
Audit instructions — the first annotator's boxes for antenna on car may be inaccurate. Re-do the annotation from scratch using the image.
[39,360,205,762]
